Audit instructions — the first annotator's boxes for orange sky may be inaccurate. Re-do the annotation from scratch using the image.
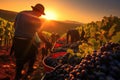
[0,0,120,23]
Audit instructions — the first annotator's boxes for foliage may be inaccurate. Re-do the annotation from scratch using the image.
[0,17,14,46]
[73,15,120,55]
[111,32,120,43]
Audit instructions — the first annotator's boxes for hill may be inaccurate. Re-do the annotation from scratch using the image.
[40,20,81,35]
[0,9,17,22]
[0,9,82,35]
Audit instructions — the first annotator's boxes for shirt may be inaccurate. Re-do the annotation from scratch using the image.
[14,11,42,39]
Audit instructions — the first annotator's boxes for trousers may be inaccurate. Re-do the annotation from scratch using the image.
[13,37,38,80]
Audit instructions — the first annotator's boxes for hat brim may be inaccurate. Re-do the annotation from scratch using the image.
[42,12,45,15]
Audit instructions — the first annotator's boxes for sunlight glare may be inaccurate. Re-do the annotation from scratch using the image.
[42,11,57,20]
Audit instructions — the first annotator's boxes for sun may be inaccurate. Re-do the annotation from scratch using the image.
[41,10,57,20]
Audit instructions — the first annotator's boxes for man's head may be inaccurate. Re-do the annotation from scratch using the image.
[31,3,45,15]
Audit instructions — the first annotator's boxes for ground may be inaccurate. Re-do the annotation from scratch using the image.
[0,46,45,80]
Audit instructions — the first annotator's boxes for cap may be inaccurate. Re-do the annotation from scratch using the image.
[31,3,45,15]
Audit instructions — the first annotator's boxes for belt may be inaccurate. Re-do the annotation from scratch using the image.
[14,36,32,40]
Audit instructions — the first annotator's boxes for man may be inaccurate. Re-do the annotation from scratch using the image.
[66,29,80,44]
[12,3,45,80]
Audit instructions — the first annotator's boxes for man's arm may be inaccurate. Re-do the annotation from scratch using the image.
[38,32,48,43]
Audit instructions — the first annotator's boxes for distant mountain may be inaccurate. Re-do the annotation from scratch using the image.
[40,20,81,35]
[0,9,17,22]
[0,9,82,35]
[64,20,83,24]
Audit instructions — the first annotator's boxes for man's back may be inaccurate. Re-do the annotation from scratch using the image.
[14,11,41,39]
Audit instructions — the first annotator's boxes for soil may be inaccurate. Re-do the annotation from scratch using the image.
[0,46,45,80]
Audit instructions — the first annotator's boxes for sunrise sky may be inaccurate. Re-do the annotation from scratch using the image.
[0,0,120,23]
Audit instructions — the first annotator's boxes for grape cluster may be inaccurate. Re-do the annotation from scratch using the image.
[43,42,120,80]
[44,57,58,68]
[53,41,81,53]
[44,53,82,68]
